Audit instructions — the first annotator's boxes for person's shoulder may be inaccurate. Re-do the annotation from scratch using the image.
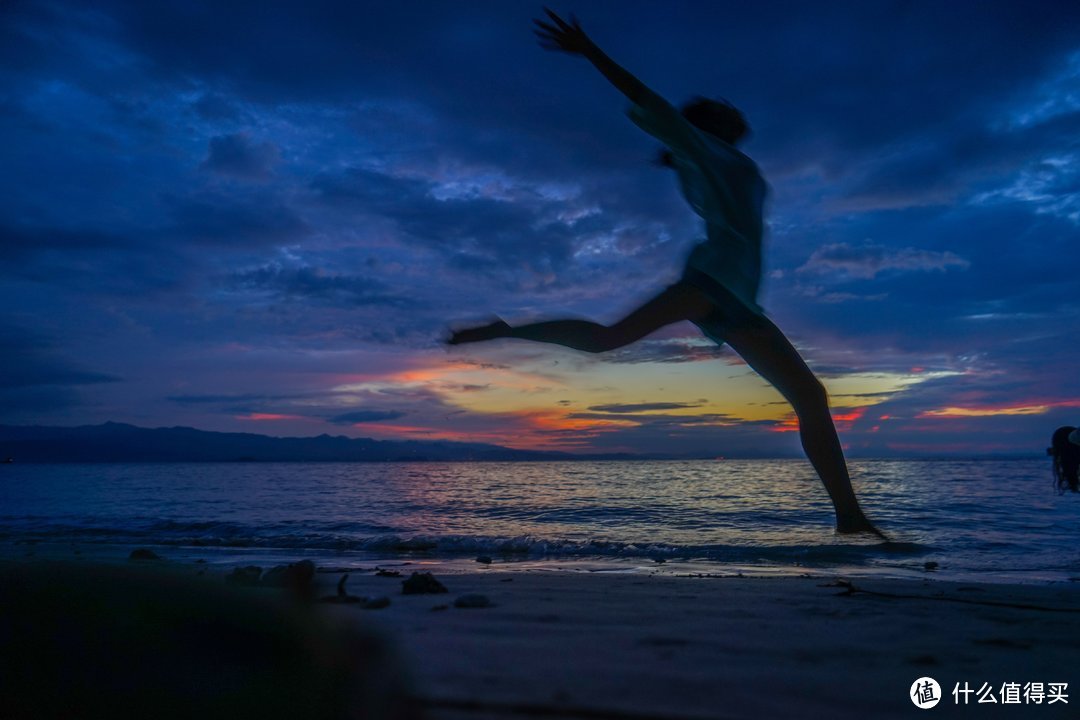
[705,135,755,164]
[707,137,763,182]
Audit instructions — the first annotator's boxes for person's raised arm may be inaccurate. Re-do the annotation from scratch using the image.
[534,9,714,163]
[533,8,653,106]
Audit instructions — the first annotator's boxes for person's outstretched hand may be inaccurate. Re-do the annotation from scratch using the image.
[533,8,595,55]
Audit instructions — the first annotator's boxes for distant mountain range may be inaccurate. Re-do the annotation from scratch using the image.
[0,422,646,463]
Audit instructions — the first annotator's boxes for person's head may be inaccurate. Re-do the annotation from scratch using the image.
[1050,425,1080,494]
[656,97,750,168]
[680,97,750,145]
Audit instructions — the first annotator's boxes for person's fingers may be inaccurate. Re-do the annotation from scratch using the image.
[533,19,561,35]
[533,31,560,47]
[545,8,572,31]
[533,29,561,46]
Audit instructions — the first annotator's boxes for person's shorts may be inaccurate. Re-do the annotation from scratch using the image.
[678,267,765,335]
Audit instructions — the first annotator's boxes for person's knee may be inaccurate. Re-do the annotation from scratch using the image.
[581,324,629,353]
[588,327,620,353]
[790,375,829,415]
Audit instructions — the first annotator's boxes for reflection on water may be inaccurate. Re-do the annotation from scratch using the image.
[0,459,1075,582]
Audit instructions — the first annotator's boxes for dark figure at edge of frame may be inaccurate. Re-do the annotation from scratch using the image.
[1049,426,1080,494]
[449,9,882,536]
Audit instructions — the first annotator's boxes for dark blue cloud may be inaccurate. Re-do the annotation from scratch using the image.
[167,193,308,247]
[600,338,728,364]
[0,323,120,421]
[201,133,280,179]
[227,263,414,308]
[328,410,406,425]
[2,0,1078,453]
[167,393,277,405]
[0,223,132,262]
[0,323,116,384]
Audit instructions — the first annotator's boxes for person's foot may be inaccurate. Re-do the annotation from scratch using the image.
[447,318,511,345]
[836,513,888,540]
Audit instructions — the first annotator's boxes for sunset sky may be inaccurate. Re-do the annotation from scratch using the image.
[3,0,1079,457]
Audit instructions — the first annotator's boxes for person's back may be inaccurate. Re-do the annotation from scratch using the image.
[628,93,766,314]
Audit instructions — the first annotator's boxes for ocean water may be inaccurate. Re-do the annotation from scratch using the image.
[1,459,1076,583]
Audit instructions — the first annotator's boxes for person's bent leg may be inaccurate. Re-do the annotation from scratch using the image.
[446,318,512,345]
[450,283,713,353]
[719,314,882,536]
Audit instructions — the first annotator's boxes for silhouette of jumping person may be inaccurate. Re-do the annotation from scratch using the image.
[450,9,881,536]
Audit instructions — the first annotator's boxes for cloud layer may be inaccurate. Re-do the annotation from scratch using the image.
[2,0,1078,456]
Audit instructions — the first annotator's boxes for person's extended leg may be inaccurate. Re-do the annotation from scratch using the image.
[449,283,713,352]
[711,313,882,536]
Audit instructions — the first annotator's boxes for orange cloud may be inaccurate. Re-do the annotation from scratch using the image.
[351,422,502,444]
[769,406,866,433]
[236,413,309,422]
[343,408,637,452]
[832,407,866,427]
[769,416,799,433]
[388,362,482,384]
[521,411,639,435]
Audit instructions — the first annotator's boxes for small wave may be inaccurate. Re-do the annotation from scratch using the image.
[0,519,933,566]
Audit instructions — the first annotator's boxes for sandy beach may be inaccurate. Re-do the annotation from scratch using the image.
[332,568,1080,719]
[3,555,1078,719]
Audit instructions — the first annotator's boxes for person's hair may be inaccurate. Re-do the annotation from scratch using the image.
[680,96,749,145]
[656,97,750,168]
[1050,426,1080,494]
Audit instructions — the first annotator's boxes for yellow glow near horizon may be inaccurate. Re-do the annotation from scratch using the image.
[920,404,1049,418]
[321,349,960,450]
[822,370,958,406]
[438,353,952,424]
